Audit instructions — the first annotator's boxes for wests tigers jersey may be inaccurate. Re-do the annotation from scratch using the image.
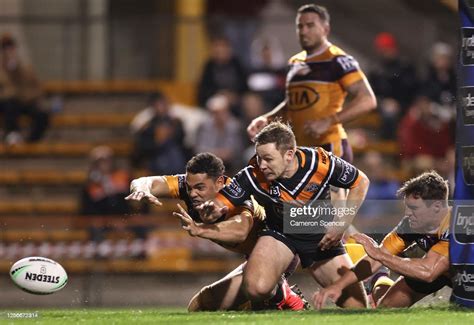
[163,174,264,255]
[216,147,363,241]
[284,43,367,146]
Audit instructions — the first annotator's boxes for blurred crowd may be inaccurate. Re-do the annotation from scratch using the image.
[0,30,456,235]
[128,32,456,190]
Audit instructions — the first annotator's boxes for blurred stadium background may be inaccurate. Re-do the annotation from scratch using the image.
[0,0,457,308]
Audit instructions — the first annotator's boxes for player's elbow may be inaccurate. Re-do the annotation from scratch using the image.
[356,171,370,191]
[424,269,440,283]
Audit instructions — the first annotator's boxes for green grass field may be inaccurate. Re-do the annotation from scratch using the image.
[1,306,473,324]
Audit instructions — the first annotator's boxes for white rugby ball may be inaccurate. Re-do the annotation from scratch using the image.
[10,256,68,295]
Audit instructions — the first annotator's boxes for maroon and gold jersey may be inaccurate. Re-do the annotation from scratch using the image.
[382,211,450,258]
[284,44,367,146]
[163,174,264,255]
[216,147,363,241]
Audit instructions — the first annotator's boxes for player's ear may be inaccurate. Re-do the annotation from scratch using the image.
[215,175,225,187]
[324,23,330,36]
[433,200,442,212]
[284,149,295,162]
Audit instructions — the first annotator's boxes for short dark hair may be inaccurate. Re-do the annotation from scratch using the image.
[186,153,225,179]
[254,121,296,154]
[397,170,449,205]
[297,4,330,24]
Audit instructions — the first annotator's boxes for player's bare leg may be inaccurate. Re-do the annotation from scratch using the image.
[377,277,426,308]
[308,253,368,308]
[188,263,248,311]
[243,236,295,301]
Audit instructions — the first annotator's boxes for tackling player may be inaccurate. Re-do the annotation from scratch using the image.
[198,121,370,308]
[125,152,307,311]
[314,171,451,308]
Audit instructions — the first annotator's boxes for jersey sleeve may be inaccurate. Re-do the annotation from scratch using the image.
[216,169,253,212]
[381,232,408,255]
[324,149,362,189]
[333,54,365,88]
[163,174,187,199]
[381,217,412,255]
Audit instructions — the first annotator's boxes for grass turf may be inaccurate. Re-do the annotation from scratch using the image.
[0,306,473,324]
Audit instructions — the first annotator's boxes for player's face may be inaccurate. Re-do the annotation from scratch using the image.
[296,12,329,53]
[186,173,224,207]
[256,143,293,181]
[404,194,439,231]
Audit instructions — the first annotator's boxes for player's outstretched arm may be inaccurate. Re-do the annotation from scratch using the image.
[354,233,449,283]
[174,203,252,243]
[247,100,286,141]
[125,176,170,206]
[313,244,384,309]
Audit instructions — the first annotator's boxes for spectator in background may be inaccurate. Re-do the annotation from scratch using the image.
[241,92,265,162]
[0,34,49,144]
[369,32,419,139]
[423,42,456,108]
[398,95,453,176]
[195,93,243,173]
[80,146,131,217]
[130,92,187,174]
[197,36,247,115]
[247,37,286,110]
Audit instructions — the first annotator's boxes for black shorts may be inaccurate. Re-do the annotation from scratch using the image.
[260,228,346,268]
[404,275,451,295]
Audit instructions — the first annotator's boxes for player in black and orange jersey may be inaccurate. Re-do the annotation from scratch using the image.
[247,4,376,163]
[198,122,371,308]
[125,152,307,311]
[314,171,451,309]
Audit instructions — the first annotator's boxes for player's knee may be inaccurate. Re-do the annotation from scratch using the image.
[187,285,217,312]
[243,276,272,301]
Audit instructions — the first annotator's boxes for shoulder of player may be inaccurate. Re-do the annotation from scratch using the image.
[296,146,330,166]
[327,44,348,57]
[288,51,307,63]
[437,209,451,240]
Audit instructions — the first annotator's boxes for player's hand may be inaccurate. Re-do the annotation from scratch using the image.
[303,118,332,138]
[173,203,201,237]
[313,285,342,310]
[318,226,344,251]
[125,190,162,206]
[196,200,228,224]
[352,233,382,260]
[247,116,269,141]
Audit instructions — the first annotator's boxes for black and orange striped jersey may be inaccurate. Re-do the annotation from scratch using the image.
[381,211,450,258]
[163,174,264,255]
[216,146,363,240]
[283,43,367,146]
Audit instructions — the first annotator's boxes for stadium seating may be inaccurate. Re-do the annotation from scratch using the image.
[0,82,402,275]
